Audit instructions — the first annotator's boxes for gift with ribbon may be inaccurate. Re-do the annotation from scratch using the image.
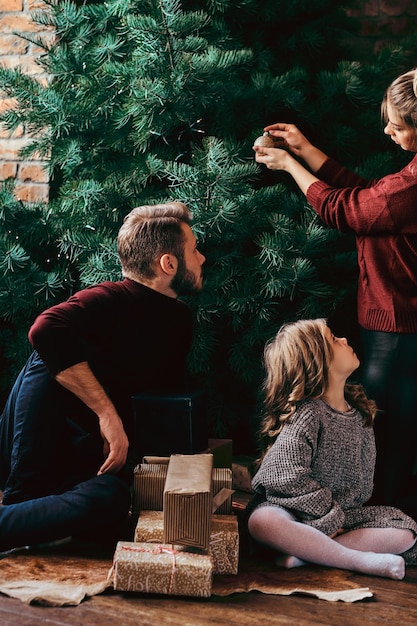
[134,511,239,575]
[112,541,213,597]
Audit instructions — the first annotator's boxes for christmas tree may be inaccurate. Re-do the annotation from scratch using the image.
[1,0,416,450]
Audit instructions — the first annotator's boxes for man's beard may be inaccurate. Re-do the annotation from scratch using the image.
[170,257,202,296]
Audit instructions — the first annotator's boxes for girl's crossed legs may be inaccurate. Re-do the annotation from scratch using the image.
[248,505,415,580]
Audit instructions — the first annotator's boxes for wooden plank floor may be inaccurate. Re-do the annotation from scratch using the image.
[0,562,416,625]
[1,492,416,624]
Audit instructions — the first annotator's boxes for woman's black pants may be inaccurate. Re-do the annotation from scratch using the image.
[361,328,417,518]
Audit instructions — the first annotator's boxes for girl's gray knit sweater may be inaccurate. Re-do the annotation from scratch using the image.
[249,399,417,538]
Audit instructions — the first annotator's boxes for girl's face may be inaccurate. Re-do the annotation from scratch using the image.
[325,327,360,379]
[384,99,417,152]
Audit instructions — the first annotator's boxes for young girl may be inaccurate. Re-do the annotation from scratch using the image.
[247,319,417,580]
[252,70,417,515]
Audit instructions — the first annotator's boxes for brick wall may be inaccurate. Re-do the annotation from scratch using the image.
[347,0,417,55]
[1,1,417,203]
[0,0,52,202]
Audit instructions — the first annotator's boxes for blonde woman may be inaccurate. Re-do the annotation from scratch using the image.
[247,319,417,580]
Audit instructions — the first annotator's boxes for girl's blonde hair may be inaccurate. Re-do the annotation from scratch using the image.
[257,318,376,458]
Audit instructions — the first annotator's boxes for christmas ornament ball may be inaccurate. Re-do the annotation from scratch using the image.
[253,132,275,147]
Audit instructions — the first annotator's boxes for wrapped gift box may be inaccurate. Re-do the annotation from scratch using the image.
[209,513,239,574]
[163,453,213,550]
[134,510,165,543]
[133,462,233,515]
[135,511,239,575]
[142,455,170,464]
[212,467,233,514]
[113,541,213,597]
[232,455,256,493]
[132,463,167,513]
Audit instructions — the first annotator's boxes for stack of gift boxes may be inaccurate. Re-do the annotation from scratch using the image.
[112,445,240,598]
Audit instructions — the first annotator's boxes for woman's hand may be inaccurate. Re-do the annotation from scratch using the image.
[259,123,328,174]
[252,144,295,171]
[252,122,328,196]
[252,140,319,195]
[263,123,313,159]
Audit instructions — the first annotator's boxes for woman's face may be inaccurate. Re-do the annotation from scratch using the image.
[384,98,417,152]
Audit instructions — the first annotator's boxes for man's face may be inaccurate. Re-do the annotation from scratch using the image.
[170,223,205,295]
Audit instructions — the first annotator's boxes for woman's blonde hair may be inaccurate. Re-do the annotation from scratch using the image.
[381,69,417,128]
[257,318,376,458]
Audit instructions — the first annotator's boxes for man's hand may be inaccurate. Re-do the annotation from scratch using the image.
[97,414,129,474]
[56,361,129,475]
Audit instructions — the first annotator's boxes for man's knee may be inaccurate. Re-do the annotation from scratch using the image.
[78,474,131,521]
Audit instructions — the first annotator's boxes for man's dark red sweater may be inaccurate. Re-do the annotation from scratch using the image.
[29,278,193,437]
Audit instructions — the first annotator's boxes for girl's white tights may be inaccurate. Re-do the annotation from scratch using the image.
[248,506,416,580]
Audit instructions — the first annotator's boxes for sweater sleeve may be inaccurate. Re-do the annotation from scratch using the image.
[252,407,345,536]
[315,157,372,188]
[306,156,417,235]
[28,284,117,376]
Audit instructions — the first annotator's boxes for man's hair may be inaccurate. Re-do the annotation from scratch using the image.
[381,68,417,128]
[117,202,192,280]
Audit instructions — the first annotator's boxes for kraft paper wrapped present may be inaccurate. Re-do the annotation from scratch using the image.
[211,467,233,514]
[134,510,165,543]
[132,463,167,513]
[163,453,213,550]
[134,511,239,575]
[133,462,233,515]
[232,455,256,493]
[113,541,213,597]
[209,513,239,575]
[142,456,170,464]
